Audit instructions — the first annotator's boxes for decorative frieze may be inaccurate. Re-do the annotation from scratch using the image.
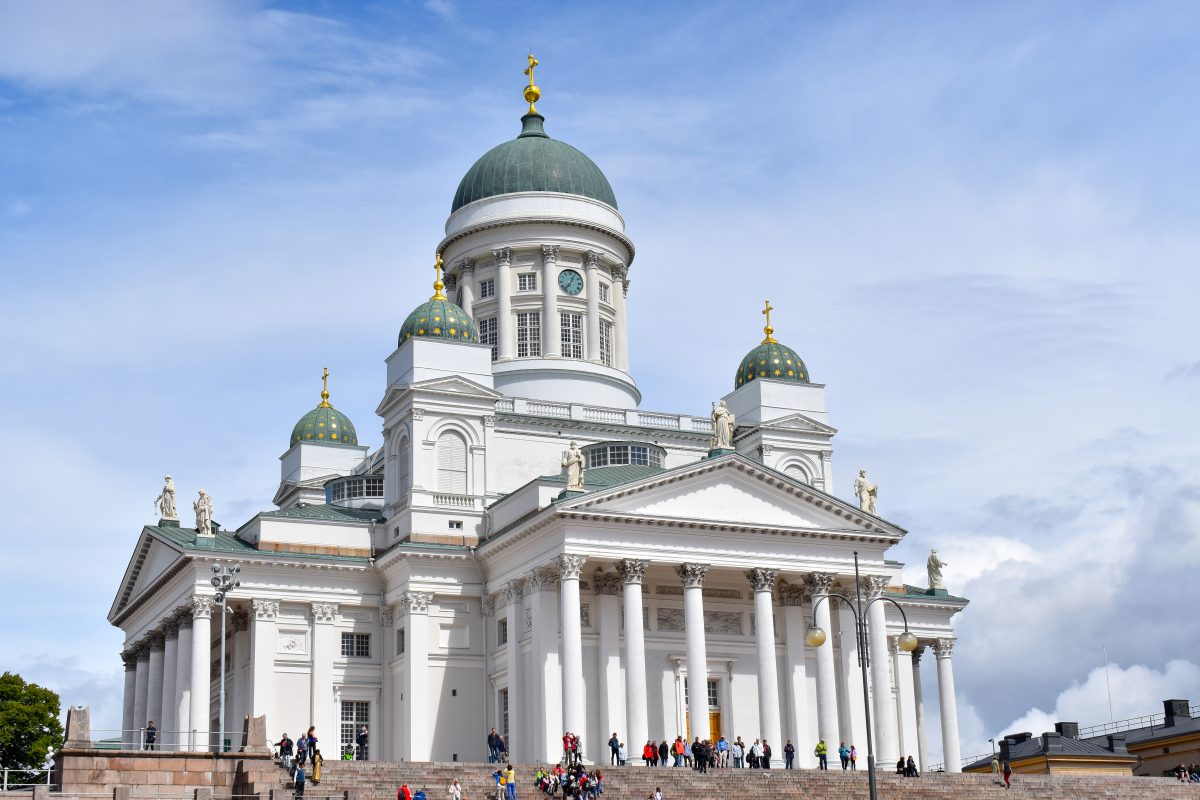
[555,554,587,580]
[593,572,623,596]
[806,572,837,596]
[618,558,649,585]
[312,603,339,624]
[657,607,743,635]
[746,568,778,593]
[278,631,308,655]
[191,594,214,620]
[252,598,280,621]
[676,563,710,588]
[656,584,742,599]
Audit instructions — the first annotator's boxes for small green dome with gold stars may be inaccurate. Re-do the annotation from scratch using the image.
[290,368,359,447]
[734,300,811,389]
[398,296,479,346]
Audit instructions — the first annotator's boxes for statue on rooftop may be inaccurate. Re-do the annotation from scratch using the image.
[154,475,178,521]
[561,441,585,491]
[194,489,214,537]
[927,549,948,590]
[853,469,878,514]
[711,400,736,450]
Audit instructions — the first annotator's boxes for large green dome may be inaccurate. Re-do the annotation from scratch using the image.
[451,114,617,212]
[291,405,358,447]
[735,341,810,390]
[399,297,480,346]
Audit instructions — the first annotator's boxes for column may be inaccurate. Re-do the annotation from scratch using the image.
[912,646,929,772]
[594,571,624,758]
[541,244,561,357]
[528,568,562,761]
[865,576,898,765]
[379,605,394,762]
[678,563,710,742]
[231,610,250,728]
[311,603,338,754]
[146,634,165,737]
[494,248,514,360]
[457,259,476,317]
[611,266,630,371]
[121,651,137,748]
[175,612,193,746]
[250,599,279,720]
[160,620,179,749]
[618,560,649,756]
[779,582,812,761]
[747,568,782,750]
[584,251,601,362]
[133,645,150,746]
[189,595,213,751]
[401,592,432,760]
[893,636,919,766]
[836,595,867,751]
[503,580,525,759]
[556,555,587,750]
[933,638,961,772]
[806,573,839,747]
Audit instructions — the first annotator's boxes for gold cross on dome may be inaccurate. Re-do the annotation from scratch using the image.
[761,299,777,343]
[523,52,541,113]
[320,367,331,407]
[432,253,447,300]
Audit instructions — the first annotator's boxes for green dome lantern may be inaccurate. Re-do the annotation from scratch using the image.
[734,300,811,389]
[398,254,480,346]
[290,368,359,447]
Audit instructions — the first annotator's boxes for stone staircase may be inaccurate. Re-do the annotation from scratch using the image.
[275,760,1200,800]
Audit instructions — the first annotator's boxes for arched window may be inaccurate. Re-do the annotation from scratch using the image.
[784,463,810,485]
[436,432,468,494]
[396,436,411,495]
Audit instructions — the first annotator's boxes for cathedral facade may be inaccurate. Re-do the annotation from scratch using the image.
[109,64,967,771]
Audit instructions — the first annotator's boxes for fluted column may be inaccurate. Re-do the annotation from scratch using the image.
[865,576,898,764]
[146,634,165,740]
[174,612,193,745]
[528,568,562,760]
[619,559,649,754]
[594,571,624,756]
[231,610,250,728]
[311,603,338,753]
[161,620,179,748]
[893,636,919,767]
[541,245,561,357]
[806,573,839,746]
[556,555,587,749]
[678,562,710,742]
[912,646,929,772]
[188,596,213,750]
[933,638,961,772]
[503,580,524,758]
[612,265,630,371]
[401,592,432,760]
[251,599,278,720]
[779,583,812,761]
[494,248,514,360]
[121,651,137,747]
[133,645,150,746]
[458,259,476,317]
[747,568,782,749]
[584,251,601,361]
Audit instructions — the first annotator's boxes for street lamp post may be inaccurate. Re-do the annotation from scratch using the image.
[805,551,919,800]
[210,561,241,753]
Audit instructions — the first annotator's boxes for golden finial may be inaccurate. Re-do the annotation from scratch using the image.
[523,52,541,114]
[761,299,777,344]
[319,367,331,407]
[431,253,447,300]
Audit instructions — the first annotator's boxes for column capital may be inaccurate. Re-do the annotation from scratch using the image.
[312,602,339,624]
[541,244,561,262]
[676,562,710,588]
[191,594,214,620]
[805,572,837,596]
[148,632,165,652]
[526,567,560,593]
[933,638,955,659]
[778,581,806,607]
[135,642,151,661]
[163,618,180,638]
[503,578,525,604]
[175,608,194,629]
[611,264,627,283]
[583,250,602,269]
[492,247,512,266]
[912,644,926,665]
[400,591,432,614]
[122,650,138,669]
[593,571,623,595]
[863,574,890,599]
[380,605,395,628]
[252,598,280,621]
[745,567,778,593]
[555,554,587,580]
[481,596,495,617]
[456,257,476,276]
[618,558,649,585]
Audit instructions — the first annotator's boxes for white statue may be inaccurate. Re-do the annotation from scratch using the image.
[927,549,948,590]
[853,469,878,514]
[711,400,736,450]
[561,441,585,491]
[154,475,178,521]
[194,489,214,537]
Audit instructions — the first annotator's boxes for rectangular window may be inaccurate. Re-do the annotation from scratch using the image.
[341,632,371,658]
[588,447,609,468]
[630,445,649,466]
[365,476,383,497]
[396,628,406,655]
[498,618,508,645]
[340,700,370,760]
[599,283,611,304]
[499,688,510,740]
[448,520,463,530]
[708,679,720,708]
[517,312,541,357]
[479,316,498,361]
[479,278,495,299]
[517,273,537,292]
[599,320,613,367]
[346,479,363,499]
[332,483,346,501]
[560,312,583,359]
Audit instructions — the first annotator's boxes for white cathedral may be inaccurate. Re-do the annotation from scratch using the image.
[109,61,967,772]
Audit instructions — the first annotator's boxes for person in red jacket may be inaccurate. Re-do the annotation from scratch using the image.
[643,741,656,766]
[398,783,412,800]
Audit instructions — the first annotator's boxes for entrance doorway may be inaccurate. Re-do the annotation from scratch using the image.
[683,678,722,740]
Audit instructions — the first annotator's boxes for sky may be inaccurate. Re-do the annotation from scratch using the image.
[1,0,1198,765]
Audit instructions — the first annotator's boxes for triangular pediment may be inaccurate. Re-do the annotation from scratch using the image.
[108,529,185,622]
[561,455,903,536]
[409,375,503,398]
[761,412,838,435]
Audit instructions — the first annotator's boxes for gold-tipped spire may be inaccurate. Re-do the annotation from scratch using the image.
[431,253,447,300]
[523,52,541,114]
[761,299,777,344]
[319,367,331,407]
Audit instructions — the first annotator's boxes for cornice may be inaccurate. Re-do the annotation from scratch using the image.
[438,216,635,268]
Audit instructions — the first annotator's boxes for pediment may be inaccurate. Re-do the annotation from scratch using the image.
[409,375,503,398]
[760,412,837,435]
[108,529,185,622]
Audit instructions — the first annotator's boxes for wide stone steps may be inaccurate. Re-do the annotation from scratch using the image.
[277,760,1200,800]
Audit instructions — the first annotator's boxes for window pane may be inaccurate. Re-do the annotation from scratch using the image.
[480,279,495,299]
[479,317,498,361]
[560,312,582,359]
[631,446,648,466]
[341,632,353,657]
[517,312,541,357]
[599,320,613,367]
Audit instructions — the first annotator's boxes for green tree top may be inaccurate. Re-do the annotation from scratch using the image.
[0,672,64,770]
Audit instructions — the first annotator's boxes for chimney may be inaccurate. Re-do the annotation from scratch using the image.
[1164,699,1191,726]
[1106,733,1128,754]
[1054,722,1079,738]
[1042,732,1065,753]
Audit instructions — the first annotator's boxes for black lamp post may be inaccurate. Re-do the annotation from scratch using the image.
[210,561,241,752]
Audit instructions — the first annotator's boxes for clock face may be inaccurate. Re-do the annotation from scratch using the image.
[558,269,584,295]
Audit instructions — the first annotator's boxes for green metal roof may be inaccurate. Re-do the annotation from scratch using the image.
[892,584,969,603]
[291,404,358,447]
[735,340,810,390]
[399,297,479,346]
[451,114,617,212]
[260,504,383,522]
[144,523,370,563]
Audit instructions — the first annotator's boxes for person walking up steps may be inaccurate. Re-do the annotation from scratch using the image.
[505,763,517,800]
[814,739,828,770]
[1003,759,1012,790]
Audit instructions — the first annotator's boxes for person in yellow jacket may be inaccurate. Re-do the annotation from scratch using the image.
[504,764,516,800]
[814,739,828,770]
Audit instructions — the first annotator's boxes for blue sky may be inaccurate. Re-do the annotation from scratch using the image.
[2,0,1198,762]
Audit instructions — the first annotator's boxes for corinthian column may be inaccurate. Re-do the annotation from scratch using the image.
[594,570,624,754]
[933,638,961,772]
[584,251,602,362]
[133,644,150,747]
[779,582,812,761]
[457,258,476,317]
[542,245,561,357]
[400,592,433,761]
[121,651,137,747]
[912,646,929,772]
[619,559,649,753]
[494,247,514,360]
[806,572,839,745]
[556,554,587,751]
[161,620,179,748]
[146,633,165,741]
[611,265,630,371]
[174,612,193,744]
[747,568,782,749]
[865,575,898,765]
[503,580,524,758]
[678,562,710,742]
[189,596,214,751]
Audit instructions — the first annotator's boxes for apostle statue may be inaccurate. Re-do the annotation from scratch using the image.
[154,475,178,521]
[927,549,948,590]
[561,441,585,491]
[853,469,878,514]
[194,489,214,537]
[711,400,736,450]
